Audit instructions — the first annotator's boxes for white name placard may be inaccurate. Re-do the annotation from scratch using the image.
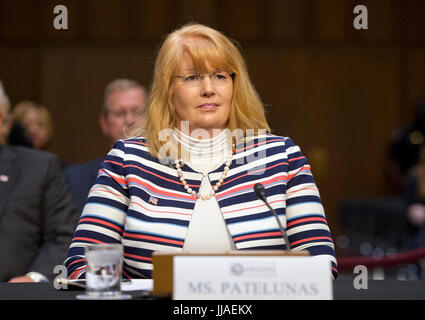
[173,256,332,300]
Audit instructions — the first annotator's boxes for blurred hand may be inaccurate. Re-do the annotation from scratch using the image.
[407,203,425,226]
[8,275,34,283]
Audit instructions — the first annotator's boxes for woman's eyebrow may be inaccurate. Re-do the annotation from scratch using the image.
[182,68,223,74]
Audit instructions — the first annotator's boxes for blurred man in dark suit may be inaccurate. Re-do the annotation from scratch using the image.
[64,79,147,213]
[0,81,79,282]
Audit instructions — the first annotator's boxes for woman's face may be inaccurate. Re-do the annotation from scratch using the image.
[171,51,233,137]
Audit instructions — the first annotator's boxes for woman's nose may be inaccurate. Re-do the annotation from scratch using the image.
[200,77,215,97]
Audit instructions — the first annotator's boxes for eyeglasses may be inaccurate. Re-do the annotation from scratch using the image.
[173,71,235,87]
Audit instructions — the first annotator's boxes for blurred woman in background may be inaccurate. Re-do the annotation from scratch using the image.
[12,100,53,151]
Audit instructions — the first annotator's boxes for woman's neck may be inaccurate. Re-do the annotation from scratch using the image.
[172,127,232,173]
[176,123,226,140]
[174,127,228,156]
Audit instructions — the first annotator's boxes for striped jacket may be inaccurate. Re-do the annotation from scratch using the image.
[65,134,338,279]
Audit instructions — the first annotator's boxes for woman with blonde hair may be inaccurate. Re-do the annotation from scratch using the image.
[65,23,337,280]
[12,100,53,150]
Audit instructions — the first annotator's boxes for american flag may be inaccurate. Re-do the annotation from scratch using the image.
[149,196,158,205]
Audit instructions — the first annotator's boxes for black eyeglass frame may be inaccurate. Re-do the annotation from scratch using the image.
[173,72,236,82]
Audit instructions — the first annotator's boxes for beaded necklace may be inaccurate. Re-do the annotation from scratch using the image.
[172,129,234,200]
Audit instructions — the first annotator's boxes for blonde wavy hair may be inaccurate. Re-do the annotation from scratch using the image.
[129,23,271,159]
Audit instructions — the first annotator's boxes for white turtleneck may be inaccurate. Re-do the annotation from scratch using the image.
[172,128,235,253]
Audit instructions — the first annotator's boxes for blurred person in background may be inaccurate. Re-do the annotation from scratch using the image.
[64,78,148,213]
[12,100,54,151]
[0,80,78,282]
[388,101,425,193]
[403,143,425,249]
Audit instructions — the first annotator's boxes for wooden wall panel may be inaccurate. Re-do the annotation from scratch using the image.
[406,0,425,40]
[176,0,218,28]
[86,0,131,39]
[0,0,35,40]
[243,48,304,137]
[407,49,425,108]
[138,0,177,40]
[221,0,265,40]
[266,0,305,40]
[0,48,35,105]
[311,0,349,40]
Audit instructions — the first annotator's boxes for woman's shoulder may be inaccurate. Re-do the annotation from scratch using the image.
[122,136,148,144]
[242,133,296,148]
[247,134,306,160]
[112,136,148,149]
[108,136,150,157]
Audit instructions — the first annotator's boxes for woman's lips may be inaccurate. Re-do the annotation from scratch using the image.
[197,103,218,110]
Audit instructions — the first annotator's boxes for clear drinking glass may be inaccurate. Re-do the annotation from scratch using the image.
[77,243,130,299]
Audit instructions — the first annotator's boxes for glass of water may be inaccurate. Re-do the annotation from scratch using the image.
[77,243,130,300]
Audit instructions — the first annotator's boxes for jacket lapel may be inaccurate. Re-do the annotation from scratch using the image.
[0,146,19,223]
